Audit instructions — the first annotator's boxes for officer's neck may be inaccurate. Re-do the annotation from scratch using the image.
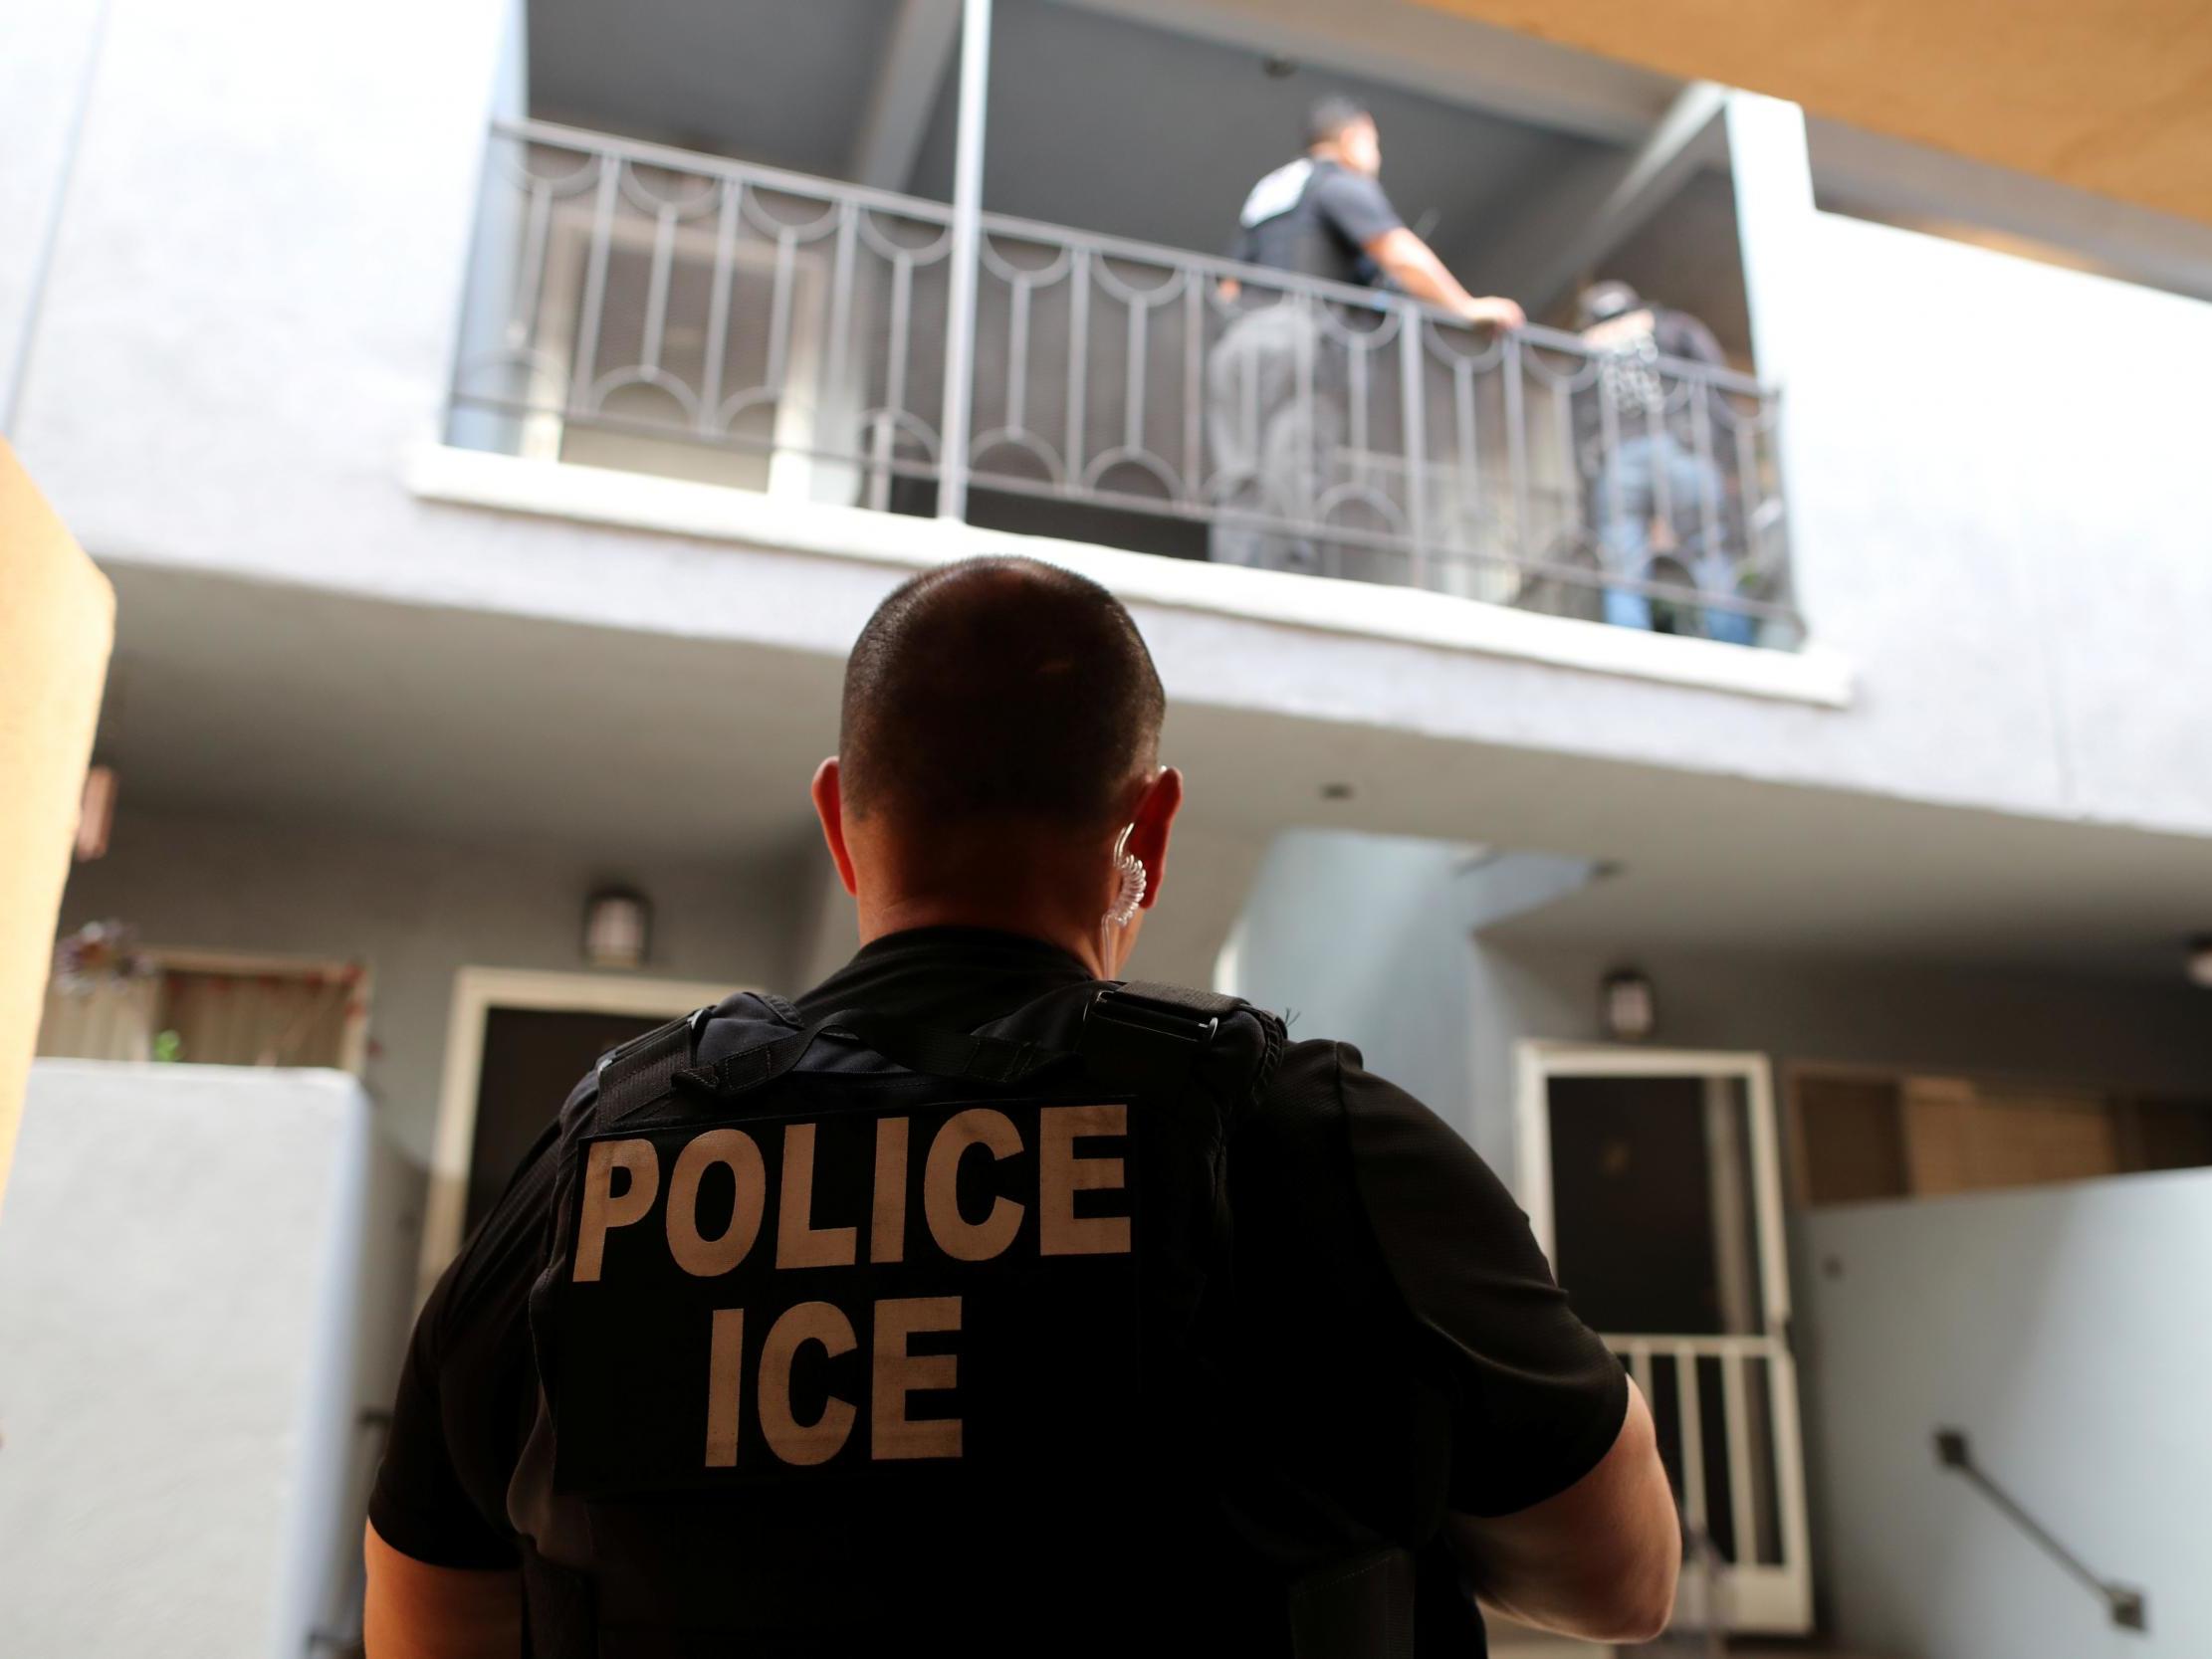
[854,890,1115,979]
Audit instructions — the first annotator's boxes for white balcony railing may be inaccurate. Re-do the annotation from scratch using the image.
[449,120,1800,645]
[1610,1332,1813,1634]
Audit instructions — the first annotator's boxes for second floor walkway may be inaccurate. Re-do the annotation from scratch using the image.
[448,120,1802,650]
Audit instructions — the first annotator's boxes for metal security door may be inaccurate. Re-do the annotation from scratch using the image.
[1515,1043,1812,1636]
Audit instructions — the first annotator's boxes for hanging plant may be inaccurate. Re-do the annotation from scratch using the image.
[51,921,158,996]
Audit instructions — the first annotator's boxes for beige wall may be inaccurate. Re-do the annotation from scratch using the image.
[0,444,111,1205]
[1415,0,2212,228]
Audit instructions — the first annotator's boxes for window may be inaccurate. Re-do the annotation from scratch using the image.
[1788,1066,2212,1206]
[37,948,371,1073]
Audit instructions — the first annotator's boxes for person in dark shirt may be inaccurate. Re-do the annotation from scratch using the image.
[363,556,1678,1656]
[1208,98,1524,574]
[1575,280,1755,644]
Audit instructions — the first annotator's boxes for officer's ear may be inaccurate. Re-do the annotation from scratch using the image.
[1125,766,1182,911]
[810,757,859,897]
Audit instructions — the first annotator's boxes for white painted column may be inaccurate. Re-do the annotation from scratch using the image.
[936,0,992,522]
[1723,92,1828,633]
[443,0,532,456]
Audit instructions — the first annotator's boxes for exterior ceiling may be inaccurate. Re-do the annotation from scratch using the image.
[1414,0,2212,227]
[525,0,1601,271]
[528,0,896,171]
[526,0,2212,294]
[905,0,1598,270]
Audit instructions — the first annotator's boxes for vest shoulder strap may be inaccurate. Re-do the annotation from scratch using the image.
[597,983,1283,1120]
[595,1005,714,1124]
[751,989,803,1026]
[1079,980,1226,1071]
[1080,980,1283,1101]
[1103,979,1243,1025]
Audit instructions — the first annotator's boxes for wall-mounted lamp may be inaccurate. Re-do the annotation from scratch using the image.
[76,765,116,861]
[583,887,651,970]
[2188,935,2212,990]
[1601,967,1656,1042]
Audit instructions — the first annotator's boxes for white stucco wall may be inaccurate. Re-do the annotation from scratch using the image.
[1473,934,2212,1129]
[1224,829,1515,1167]
[6,0,2209,842]
[1462,924,2212,1648]
[1800,1170,2212,1658]
[53,806,812,1165]
[1229,830,2212,1651]
[0,0,105,421]
[1226,828,2212,1171]
[0,1062,401,1659]
[1777,208,2212,838]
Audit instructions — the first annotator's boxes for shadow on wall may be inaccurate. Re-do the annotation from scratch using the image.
[1220,828,1598,1169]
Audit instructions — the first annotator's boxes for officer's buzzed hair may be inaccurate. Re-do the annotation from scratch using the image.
[840,556,1165,825]
[1305,96,1372,148]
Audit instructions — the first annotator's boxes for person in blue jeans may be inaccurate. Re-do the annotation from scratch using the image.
[1576,282,1756,645]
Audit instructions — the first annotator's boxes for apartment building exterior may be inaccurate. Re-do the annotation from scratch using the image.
[5,0,2210,1655]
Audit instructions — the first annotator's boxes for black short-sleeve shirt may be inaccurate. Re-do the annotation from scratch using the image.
[370,928,1625,1577]
[1232,157,1406,288]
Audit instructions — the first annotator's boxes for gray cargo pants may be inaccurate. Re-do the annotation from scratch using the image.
[1205,304,1340,573]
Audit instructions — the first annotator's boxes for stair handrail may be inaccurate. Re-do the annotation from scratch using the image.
[1932,1428,2146,1633]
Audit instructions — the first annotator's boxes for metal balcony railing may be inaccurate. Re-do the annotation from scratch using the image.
[449,120,1800,645]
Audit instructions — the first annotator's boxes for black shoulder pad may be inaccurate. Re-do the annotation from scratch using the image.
[596,1007,713,1125]
[1081,980,1284,1112]
[1206,999,1286,1115]
[1114,981,1245,1020]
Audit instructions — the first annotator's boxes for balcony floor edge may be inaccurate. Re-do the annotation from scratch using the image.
[404,444,1856,711]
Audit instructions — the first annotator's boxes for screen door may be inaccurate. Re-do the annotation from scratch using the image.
[1516,1044,1812,1635]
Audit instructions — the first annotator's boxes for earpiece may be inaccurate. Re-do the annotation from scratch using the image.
[1104,824,1147,929]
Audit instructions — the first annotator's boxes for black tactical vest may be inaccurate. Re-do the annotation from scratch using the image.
[505,977,1428,1658]
[1240,159,1379,289]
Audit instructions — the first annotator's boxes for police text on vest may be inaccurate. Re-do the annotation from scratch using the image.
[570,1104,1132,1468]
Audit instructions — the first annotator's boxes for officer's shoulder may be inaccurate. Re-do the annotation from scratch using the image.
[1311,162,1381,198]
[1217,1033,1391,1190]
[1246,1032,1431,1126]
[1259,1032,1359,1104]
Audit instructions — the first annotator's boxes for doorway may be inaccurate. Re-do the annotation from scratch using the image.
[416,967,739,1303]
[1516,1043,1812,1637]
[462,1005,664,1233]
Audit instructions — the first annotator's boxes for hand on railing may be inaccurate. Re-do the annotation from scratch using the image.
[1456,295,1525,332]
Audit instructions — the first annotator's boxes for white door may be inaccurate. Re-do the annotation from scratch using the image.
[1516,1043,1813,1636]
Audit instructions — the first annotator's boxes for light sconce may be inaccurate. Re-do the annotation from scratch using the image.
[2188,935,2212,990]
[583,887,651,970]
[1601,967,1656,1042]
[76,765,116,861]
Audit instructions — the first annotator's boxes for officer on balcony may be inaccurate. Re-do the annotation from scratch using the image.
[362,556,1677,1658]
[1209,98,1524,574]
[1575,280,1754,645]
